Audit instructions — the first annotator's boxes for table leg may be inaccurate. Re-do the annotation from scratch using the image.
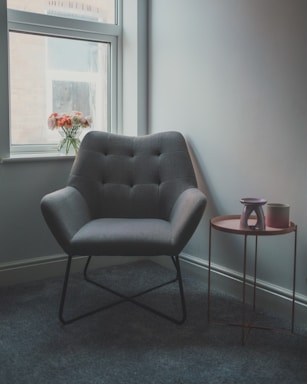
[208,221,212,323]
[253,236,258,311]
[242,234,247,345]
[291,226,297,333]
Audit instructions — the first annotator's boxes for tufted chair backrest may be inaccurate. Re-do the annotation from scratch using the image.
[68,131,198,220]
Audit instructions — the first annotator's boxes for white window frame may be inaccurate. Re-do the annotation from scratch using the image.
[0,1,122,158]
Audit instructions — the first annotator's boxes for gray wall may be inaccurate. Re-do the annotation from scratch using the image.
[0,159,72,263]
[148,0,307,301]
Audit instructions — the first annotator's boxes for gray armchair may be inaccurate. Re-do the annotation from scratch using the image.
[41,131,206,325]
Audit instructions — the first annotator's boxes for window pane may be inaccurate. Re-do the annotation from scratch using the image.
[7,0,116,24]
[52,81,93,116]
[9,32,109,146]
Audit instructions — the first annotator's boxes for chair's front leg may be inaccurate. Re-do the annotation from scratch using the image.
[83,255,92,279]
[172,255,187,324]
[59,255,73,325]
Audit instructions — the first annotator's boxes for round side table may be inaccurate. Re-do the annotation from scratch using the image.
[207,215,297,345]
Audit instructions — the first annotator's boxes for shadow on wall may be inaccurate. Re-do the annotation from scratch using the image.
[185,136,219,219]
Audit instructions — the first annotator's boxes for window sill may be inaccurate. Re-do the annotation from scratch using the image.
[0,152,76,163]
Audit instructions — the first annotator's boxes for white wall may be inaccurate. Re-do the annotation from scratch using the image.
[148,0,307,305]
[122,0,148,136]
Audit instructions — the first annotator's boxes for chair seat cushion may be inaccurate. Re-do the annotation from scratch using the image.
[70,218,175,256]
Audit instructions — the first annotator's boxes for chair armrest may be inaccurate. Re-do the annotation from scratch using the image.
[41,186,91,254]
[169,188,206,253]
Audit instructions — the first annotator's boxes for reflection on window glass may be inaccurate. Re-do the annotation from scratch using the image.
[52,81,93,116]
[48,38,99,72]
[7,0,116,24]
[9,32,109,145]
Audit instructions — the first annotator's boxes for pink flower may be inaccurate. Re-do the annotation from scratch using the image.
[48,113,58,130]
[85,116,92,125]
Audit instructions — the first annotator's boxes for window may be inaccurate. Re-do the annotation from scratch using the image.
[7,0,116,24]
[3,0,121,155]
[9,34,108,147]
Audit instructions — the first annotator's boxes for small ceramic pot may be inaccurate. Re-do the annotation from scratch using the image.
[265,203,290,228]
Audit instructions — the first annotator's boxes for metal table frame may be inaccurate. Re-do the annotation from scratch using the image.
[207,215,297,345]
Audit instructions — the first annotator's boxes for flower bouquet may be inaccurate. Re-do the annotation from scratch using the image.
[48,111,91,155]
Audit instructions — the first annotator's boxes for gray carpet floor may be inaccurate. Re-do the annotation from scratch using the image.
[0,260,307,384]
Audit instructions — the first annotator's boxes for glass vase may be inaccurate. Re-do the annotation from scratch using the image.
[58,126,82,155]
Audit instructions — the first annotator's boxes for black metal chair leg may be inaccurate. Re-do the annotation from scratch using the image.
[59,254,72,324]
[83,255,92,278]
[59,255,126,325]
[127,255,186,324]
[172,255,187,323]
[59,255,187,325]
[84,255,186,324]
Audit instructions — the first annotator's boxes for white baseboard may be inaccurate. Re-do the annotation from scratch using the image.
[0,254,144,287]
[179,253,307,329]
[1,253,306,329]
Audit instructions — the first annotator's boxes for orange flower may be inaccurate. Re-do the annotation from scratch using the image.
[48,111,91,130]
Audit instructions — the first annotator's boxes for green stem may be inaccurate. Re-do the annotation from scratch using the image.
[58,126,81,154]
